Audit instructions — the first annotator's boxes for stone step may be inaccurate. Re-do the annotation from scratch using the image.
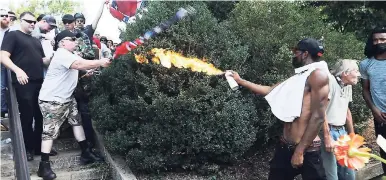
[1,117,9,126]
[1,150,104,177]
[0,139,80,162]
[54,138,80,152]
[1,131,11,140]
[1,118,10,140]
[2,166,111,180]
[356,162,384,180]
[1,137,79,153]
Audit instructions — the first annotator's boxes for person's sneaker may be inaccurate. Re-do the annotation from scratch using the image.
[37,161,56,180]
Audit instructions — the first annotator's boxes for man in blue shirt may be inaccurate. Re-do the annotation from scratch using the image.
[360,27,386,176]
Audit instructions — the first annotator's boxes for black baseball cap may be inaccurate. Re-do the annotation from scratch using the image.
[37,14,46,22]
[54,30,81,51]
[42,15,57,28]
[62,14,75,22]
[294,38,324,57]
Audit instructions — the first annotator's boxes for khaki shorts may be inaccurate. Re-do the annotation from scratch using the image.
[39,98,82,140]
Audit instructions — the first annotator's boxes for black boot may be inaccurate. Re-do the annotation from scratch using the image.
[90,147,104,161]
[37,161,56,180]
[80,148,104,165]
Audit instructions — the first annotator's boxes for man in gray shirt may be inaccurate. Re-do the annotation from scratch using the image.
[321,59,360,180]
[360,27,386,176]
[37,30,111,179]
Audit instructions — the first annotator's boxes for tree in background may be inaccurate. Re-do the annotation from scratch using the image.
[205,1,238,22]
[306,1,386,41]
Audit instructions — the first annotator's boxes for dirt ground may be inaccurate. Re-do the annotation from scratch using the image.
[137,119,381,180]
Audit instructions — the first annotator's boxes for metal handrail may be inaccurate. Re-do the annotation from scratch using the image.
[6,69,31,180]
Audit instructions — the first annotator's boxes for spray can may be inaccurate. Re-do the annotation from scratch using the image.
[225,71,239,90]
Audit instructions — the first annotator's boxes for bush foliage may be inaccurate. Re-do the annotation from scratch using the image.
[90,1,371,173]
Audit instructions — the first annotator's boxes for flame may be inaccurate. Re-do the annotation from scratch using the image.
[135,48,223,75]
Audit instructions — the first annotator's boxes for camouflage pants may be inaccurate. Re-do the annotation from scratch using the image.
[39,98,82,140]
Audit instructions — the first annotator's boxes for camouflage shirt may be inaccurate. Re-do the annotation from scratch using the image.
[73,29,95,100]
[74,29,95,60]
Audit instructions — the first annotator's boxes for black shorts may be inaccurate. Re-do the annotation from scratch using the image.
[268,143,326,180]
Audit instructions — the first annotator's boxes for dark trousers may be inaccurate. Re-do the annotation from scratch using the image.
[268,143,327,180]
[14,81,43,153]
[374,120,386,175]
[75,97,95,147]
[1,65,8,113]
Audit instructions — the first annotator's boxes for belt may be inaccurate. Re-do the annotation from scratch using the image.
[329,124,345,130]
[280,136,321,152]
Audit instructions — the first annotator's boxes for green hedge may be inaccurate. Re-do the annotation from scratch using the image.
[90,1,371,173]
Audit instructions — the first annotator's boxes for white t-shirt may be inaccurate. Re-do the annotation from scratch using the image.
[39,48,80,103]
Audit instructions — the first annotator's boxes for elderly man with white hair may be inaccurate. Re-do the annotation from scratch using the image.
[320,59,361,180]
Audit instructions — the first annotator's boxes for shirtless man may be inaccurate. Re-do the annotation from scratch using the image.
[227,38,328,180]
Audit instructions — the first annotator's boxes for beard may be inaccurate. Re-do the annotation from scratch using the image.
[373,43,386,56]
[40,28,48,34]
[0,21,9,29]
[292,57,304,68]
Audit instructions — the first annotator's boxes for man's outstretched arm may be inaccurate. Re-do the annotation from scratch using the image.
[226,70,278,96]
[292,69,329,166]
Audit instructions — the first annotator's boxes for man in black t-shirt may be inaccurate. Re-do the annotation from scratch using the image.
[0,11,56,161]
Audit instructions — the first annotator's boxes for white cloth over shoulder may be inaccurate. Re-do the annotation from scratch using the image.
[264,61,330,122]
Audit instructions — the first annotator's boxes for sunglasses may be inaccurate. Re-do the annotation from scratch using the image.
[0,14,8,18]
[63,20,74,24]
[9,16,16,21]
[22,19,36,24]
[62,37,77,42]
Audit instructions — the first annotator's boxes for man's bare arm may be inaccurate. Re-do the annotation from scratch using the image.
[1,51,24,74]
[295,69,329,154]
[345,108,354,134]
[227,70,277,96]
[70,58,110,70]
[91,1,106,30]
[1,51,29,84]
[323,114,330,139]
[237,79,276,96]
[323,99,331,139]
